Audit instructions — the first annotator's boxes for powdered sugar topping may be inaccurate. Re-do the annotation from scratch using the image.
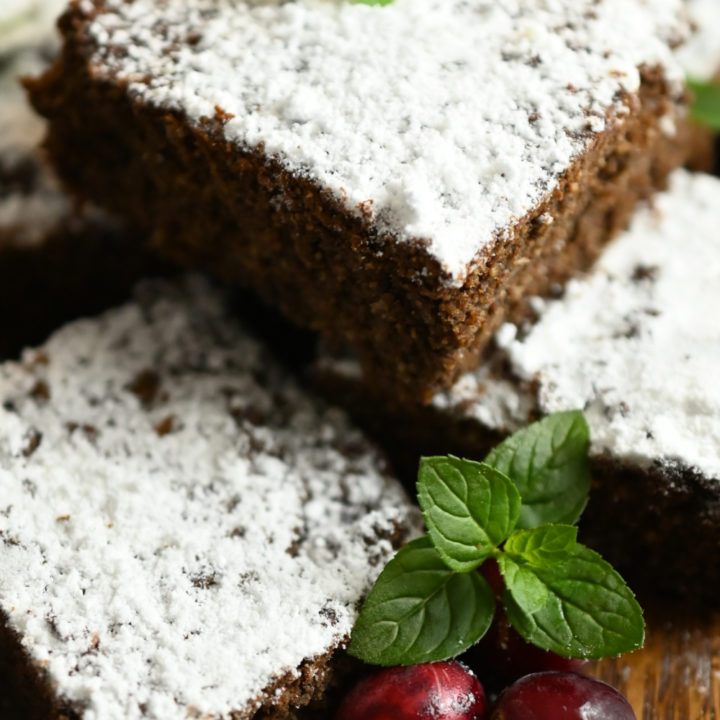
[678,0,720,80]
[0,277,417,720]
[79,0,689,285]
[502,170,720,478]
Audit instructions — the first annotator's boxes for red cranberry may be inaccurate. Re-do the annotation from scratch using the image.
[335,660,487,720]
[480,558,505,598]
[469,610,588,682]
[491,671,636,720]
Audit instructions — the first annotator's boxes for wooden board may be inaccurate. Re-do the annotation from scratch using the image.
[590,607,720,719]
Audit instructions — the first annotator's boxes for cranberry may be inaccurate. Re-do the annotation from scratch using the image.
[335,660,487,720]
[468,610,588,682]
[480,558,505,598]
[490,671,636,720]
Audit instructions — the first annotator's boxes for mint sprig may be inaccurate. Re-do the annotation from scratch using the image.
[349,410,644,666]
[688,78,720,132]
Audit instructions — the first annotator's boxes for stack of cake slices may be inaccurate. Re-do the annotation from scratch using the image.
[1,0,720,718]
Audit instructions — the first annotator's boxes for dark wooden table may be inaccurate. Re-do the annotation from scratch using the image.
[591,607,720,719]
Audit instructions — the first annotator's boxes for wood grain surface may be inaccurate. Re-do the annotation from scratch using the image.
[590,605,720,720]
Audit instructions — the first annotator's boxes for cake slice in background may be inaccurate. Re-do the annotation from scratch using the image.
[0,0,66,57]
[27,0,694,403]
[0,3,160,360]
[0,276,419,720]
[315,169,720,601]
[679,0,720,83]
[680,0,720,170]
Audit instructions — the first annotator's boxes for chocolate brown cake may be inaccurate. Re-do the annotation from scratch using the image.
[0,276,419,720]
[315,169,720,600]
[27,0,693,402]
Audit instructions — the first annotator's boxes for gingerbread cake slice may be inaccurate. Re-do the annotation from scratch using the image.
[28,0,693,402]
[0,276,418,720]
[316,168,720,599]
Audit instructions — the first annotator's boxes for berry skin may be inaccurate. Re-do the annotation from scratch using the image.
[468,610,588,682]
[335,661,487,720]
[490,671,636,720]
[480,558,505,599]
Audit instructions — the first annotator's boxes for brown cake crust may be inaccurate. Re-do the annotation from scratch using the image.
[26,4,689,404]
[683,122,717,172]
[0,610,339,720]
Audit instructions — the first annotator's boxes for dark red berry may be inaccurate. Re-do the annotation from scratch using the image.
[480,558,505,598]
[491,671,636,720]
[469,610,588,682]
[335,661,487,720]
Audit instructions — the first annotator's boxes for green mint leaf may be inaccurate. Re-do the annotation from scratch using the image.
[503,524,579,566]
[353,0,394,5]
[497,555,549,615]
[484,410,591,529]
[417,456,521,572]
[502,542,644,659]
[347,535,495,666]
[688,78,720,132]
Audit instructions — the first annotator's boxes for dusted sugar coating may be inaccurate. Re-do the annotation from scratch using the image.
[0,277,417,720]
[501,169,720,480]
[76,0,688,285]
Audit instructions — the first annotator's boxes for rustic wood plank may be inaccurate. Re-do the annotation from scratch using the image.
[591,608,720,719]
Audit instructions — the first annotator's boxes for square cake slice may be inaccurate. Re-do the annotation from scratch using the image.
[0,276,418,720]
[316,169,720,600]
[28,0,692,402]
